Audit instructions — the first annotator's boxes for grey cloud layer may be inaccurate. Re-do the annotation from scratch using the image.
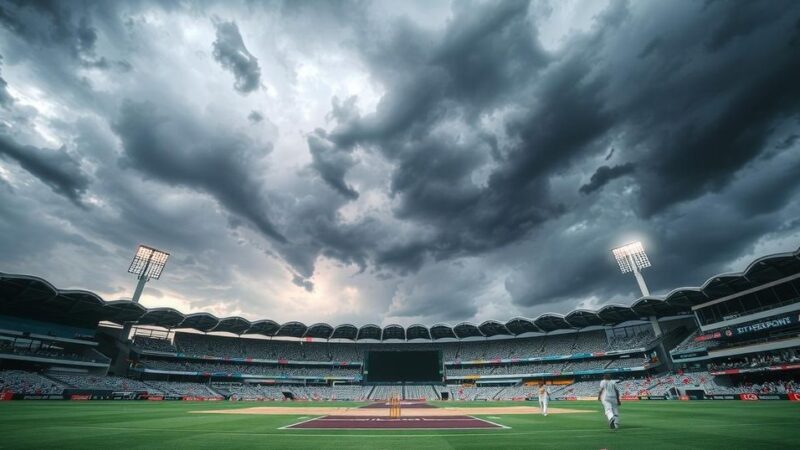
[0,0,798,325]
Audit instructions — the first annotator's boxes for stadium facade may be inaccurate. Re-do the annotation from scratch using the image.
[1,247,798,402]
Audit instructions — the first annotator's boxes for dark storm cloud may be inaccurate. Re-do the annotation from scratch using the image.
[374,239,430,274]
[612,1,800,217]
[272,190,383,277]
[0,184,102,269]
[0,1,128,71]
[0,59,11,107]
[308,0,800,311]
[729,156,800,218]
[0,134,89,205]
[291,273,314,292]
[579,162,636,195]
[307,130,359,199]
[313,0,558,271]
[775,134,798,150]
[212,18,262,94]
[0,0,77,48]
[113,99,286,243]
[248,110,263,123]
[507,22,800,307]
[333,0,547,144]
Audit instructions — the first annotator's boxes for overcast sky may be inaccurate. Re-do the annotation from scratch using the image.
[1,0,799,328]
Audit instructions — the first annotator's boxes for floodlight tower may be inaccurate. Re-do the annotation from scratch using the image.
[612,241,651,297]
[121,245,170,345]
[127,245,170,304]
[612,241,662,336]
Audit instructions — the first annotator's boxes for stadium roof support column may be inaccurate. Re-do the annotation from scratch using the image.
[631,262,662,336]
[630,262,662,337]
[631,262,650,297]
[132,275,148,304]
[649,315,663,337]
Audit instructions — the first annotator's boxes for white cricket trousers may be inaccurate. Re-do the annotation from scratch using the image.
[601,399,619,424]
[538,397,548,415]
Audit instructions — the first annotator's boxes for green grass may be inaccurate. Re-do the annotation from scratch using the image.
[1,400,798,449]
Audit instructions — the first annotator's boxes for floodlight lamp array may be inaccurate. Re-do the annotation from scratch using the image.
[127,245,170,280]
[612,241,650,274]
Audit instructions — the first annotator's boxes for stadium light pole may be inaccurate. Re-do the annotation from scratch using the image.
[127,244,170,304]
[612,241,662,336]
[122,245,170,344]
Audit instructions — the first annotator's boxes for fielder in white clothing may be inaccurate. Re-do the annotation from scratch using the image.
[538,382,549,416]
[598,374,621,429]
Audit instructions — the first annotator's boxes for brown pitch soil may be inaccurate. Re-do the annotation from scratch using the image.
[283,415,506,429]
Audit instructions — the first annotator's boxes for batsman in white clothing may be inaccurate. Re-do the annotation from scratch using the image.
[538,382,549,416]
[598,374,621,429]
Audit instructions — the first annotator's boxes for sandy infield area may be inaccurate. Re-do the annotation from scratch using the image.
[191,405,590,416]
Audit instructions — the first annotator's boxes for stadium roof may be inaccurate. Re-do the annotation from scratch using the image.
[1,247,798,340]
[357,324,381,340]
[330,324,357,340]
[244,319,280,336]
[305,323,335,339]
[407,324,431,340]
[381,324,405,340]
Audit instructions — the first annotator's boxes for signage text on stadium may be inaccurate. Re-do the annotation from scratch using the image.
[728,313,799,336]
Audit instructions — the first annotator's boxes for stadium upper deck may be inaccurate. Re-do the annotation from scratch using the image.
[132,328,655,362]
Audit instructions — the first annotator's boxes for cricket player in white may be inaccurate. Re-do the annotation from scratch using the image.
[598,374,621,429]
[538,382,549,416]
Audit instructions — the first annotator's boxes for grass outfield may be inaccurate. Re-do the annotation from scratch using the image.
[1,400,798,449]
